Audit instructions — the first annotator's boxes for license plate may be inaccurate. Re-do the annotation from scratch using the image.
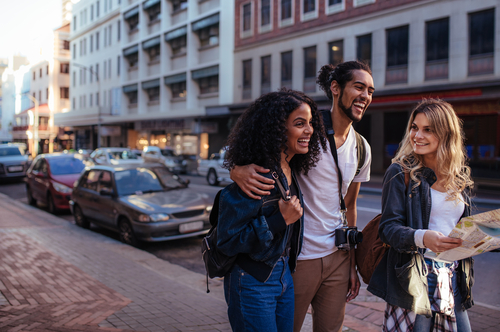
[179,221,204,234]
[8,165,23,172]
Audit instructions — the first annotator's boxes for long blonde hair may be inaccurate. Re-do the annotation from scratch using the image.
[392,99,473,202]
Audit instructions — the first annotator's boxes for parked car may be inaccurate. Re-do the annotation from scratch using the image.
[88,148,142,166]
[25,153,86,213]
[141,146,187,174]
[197,147,231,186]
[0,143,31,181]
[70,163,212,246]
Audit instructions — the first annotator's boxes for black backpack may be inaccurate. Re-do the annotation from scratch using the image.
[320,109,366,176]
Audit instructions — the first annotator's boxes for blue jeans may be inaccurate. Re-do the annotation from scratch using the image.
[224,257,295,332]
[414,260,471,332]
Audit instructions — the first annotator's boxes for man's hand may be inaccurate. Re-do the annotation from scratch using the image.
[346,252,360,302]
[423,230,462,253]
[230,164,274,199]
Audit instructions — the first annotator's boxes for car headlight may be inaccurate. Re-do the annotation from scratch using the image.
[137,213,170,223]
[53,182,72,194]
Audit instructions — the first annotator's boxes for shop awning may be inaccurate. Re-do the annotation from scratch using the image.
[124,6,139,19]
[192,65,219,80]
[123,84,138,93]
[123,44,139,56]
[142,36,161,49]
[192,13,219,32]
[142,79,160,90]
[143,0,160,10]
[164,26,187,41]
[164,73,187,85]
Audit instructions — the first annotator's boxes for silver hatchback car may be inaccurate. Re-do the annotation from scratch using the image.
[0,143,31,181]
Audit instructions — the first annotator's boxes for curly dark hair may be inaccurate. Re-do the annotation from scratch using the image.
[317,60,372,100]
[224,88,327,175]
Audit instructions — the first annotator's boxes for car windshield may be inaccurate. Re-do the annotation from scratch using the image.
[49,156,86,175]
[108,150,138,160]
[115,167,185,196]
[0,147,22,157]
[161,149,176,157]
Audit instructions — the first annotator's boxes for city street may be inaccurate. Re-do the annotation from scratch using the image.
[0,174,499,309]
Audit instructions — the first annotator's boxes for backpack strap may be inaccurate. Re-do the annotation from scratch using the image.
[354,131,366,176]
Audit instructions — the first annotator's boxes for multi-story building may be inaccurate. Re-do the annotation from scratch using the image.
[231,0,500,181]
[11,24,71,154]
[55,0,124,149]
[56,0,235,159]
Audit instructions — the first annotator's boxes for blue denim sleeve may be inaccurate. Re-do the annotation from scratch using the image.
[216,183,287,257]
[379,163,417,252]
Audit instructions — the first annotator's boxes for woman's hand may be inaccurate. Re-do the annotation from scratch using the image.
[230,164,275,199]
[423,230,462,253]
[279,195,303,225]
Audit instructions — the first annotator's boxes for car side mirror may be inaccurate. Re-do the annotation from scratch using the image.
[99,188,115,196]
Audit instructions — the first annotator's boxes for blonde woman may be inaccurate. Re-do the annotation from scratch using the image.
[368,99,474,332]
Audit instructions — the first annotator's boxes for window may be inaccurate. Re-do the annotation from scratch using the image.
[304,0,315,13]
[197,24,219,47]
[104,27,107,47]
[281,0,292,22]
[108,25,112,46]
[73,15,77,30]
[145,1,161,22]
[303,46,316,92]
[96,92,100,106]
[96,32,100,50]
[172,0,188,12]
[302,0,317,21]
[108,59,112,78]
[83,38,87,55]
[170,35,187,56]
[46,66,49,75]
[124,7,139,31]
[33,72,35,81]
[261,55,271,95]
[425,18,449,80]
[143,37,161,62]
[117,21,121,41]
[60,87,69,99]
[281,51,292,87]
[328,40,343,67]
[73,43,76,59]
[326,0,344,15]
[73,71,76,86]
[169,81,186,99]
[117,56,120,76]
[91,4,94,20]
[353,0,375,7]
[198,76,218,94]
[60,63,69,74]
[146,87,160,102]
[96,0,100,18]
[96,63,99,81]
[81,170,101,191]
[242,3,252,36]
[261,0,271,27]
[90,65,93,83]
[90,93,93,106]
[103,61,107,80]
[386,25,409,84]
[242,59,252,99]
[90,35,94,53]
[72,97,76,109]
[39,68,42,78]
[357,34,372,67]
[38,91,41,102]
[124,84,138,104]
[124,45,139,67]
[63,40,70,50]
[46,88,49,100]
[468,9,495,75]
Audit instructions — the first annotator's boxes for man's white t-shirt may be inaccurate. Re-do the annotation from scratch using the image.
[296,125,371,260]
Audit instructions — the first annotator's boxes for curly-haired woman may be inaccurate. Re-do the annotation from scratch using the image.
[368,99,475,332]
[217,88,327,332]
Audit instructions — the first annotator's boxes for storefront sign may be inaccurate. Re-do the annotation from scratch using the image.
[136,119,189,131]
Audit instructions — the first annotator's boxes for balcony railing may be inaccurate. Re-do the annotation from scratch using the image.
[386,65,408,85]
[425,59,448,80]
[468,53,494,76]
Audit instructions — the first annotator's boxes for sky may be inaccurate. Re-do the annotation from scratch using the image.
[0,0,63,60]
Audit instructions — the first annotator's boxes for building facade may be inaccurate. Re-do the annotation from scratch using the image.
[231,0,500,181]
[55,0,235,159]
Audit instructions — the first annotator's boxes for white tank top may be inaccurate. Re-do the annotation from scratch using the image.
[429,188,465,236]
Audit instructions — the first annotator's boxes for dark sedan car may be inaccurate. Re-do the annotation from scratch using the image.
[70,164,212,246]
[26,153,86,213]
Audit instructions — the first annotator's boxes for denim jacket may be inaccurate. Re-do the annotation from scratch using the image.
[217,172,304,282]
[367,163,474,317]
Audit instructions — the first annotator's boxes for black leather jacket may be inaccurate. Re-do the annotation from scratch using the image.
[367,163,474,317]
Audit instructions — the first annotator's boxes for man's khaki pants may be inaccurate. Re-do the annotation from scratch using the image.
[293,250,350,332]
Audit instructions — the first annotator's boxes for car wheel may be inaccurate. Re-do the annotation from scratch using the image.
[207,169,219,186]
[119,219,139,247]
[26,186,37,206]
[73,205,90,229]
[47,193,57,214]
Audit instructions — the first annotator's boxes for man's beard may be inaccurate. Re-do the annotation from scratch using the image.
[338,89,363,123]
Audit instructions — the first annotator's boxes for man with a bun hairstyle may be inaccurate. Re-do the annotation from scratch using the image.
[231,60,375,332]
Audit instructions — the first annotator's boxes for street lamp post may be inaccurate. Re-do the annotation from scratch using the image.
[25,94,39,156]
[72,63,101,149]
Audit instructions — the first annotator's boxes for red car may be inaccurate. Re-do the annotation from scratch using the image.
[25,153,86,213]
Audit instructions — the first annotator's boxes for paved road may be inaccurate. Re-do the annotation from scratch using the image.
[1,175,499,309]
